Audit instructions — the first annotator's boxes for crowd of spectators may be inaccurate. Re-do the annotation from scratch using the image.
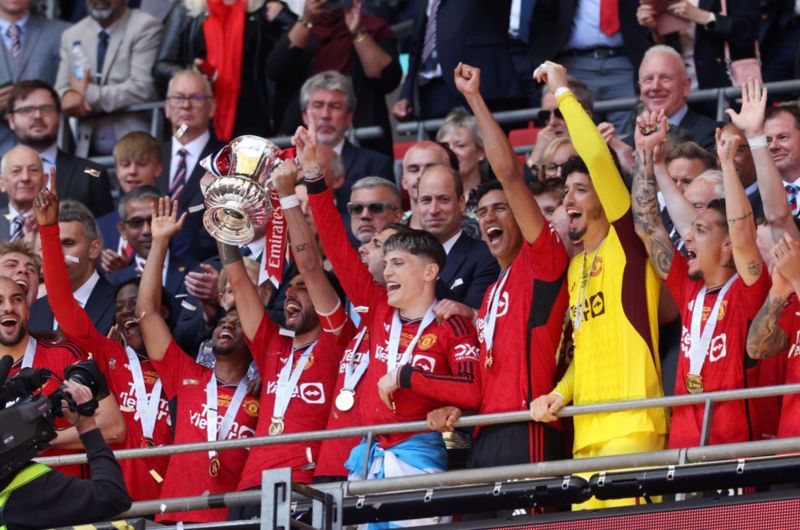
[2,0,800,524]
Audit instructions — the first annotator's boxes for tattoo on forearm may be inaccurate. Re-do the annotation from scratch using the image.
[747,260,761,277]
[632,150,672,277]
[747,294,790,359]
[649,235,674,278]
[218,242,242,265]
[295,243,307,252]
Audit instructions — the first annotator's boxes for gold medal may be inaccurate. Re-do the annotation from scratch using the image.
[686,373,704,394]
[335,389,355,411]
[209,455,221,477]
[140,437,155,448]
[485,349,493,369]
[269,417,285,436]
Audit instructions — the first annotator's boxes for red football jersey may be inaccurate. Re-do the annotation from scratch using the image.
[666,250,770,448]
[153,340,259,523]
[316,323,370,478]
[40,222,171,499]
[475,226,569,419]
[237,314,351,490]
[778,295,800,438]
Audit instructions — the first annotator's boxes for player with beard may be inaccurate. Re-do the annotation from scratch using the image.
[633,112,771,449]
[529,62,667,510]
[300,127,481,522]
[33,181,171,501]
[137,198,258,523]
[426,64,570,473]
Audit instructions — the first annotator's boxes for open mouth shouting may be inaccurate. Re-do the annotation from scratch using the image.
[0,314,19,330]
[121,317,140,337]
[284,298,304,326]
[485,225,504,245]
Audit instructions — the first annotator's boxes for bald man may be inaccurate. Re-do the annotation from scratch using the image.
[0,145,47,242]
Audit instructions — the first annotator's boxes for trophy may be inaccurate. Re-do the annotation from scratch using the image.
[200,135,282,246]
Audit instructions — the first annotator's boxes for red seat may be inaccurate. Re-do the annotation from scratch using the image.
[508,127,540,148]
[393,140,417,161]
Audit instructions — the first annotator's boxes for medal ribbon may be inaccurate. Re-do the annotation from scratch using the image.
[206,371,250,460]
[386,304,437,372]
[688,274,738,377]
[125,346,163,442]
[483,267,511,352]
[271,342,315,422]
[342,326,369,392]
[20,336,36,368]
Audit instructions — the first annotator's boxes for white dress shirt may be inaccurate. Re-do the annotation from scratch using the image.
[53,270,100,330]
[442,230,462,255]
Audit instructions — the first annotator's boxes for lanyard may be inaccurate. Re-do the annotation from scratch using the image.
[206,371,250,460]
[342,326,369,392]
[386,304,436,372]
[688,274,738,376]
[483,267,511,352]
[272,342,315,420]
[125,346,163,441]
[21,336,36,368]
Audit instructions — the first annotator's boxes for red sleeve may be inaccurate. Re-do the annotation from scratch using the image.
[522,224,569,278]
[779,295,799,339]
[400,315,482,411]
[150,338,203,400]
[665,248,689,302]
[40,224,113,366]
[306,181,387,308]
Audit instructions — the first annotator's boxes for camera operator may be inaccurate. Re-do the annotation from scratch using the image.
[0,380,131,530]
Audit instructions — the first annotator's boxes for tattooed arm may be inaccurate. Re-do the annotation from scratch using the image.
[632,124,674,280]
[747,285,791,359]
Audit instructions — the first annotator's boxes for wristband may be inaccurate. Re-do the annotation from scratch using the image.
[316,299,347,332]
[352,28,368,43]
[304,166,324,183]
[747,135,768,150]
[279,194,300,210]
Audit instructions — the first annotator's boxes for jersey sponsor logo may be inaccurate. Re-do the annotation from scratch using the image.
[418,333,438,350]
[570,291,606,323]
[189,402,256,438]
[299,382,326,404]
[338,349,368,373]
[119,381,172,426]
[789,330,800,358]
[496,292,509,318]
[453,343,480,361]
[411,354,436,372]
[679,327,728,362]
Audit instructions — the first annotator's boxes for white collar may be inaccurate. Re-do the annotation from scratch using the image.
[332,138,345,156]
[442,230,462,255]
[95,18,119,36]
[172,130,210,159]
[73,270,100,307]
[7,203,30,220]
[244,236,266,259]
[38,143,58,167]
[0,14,29,32]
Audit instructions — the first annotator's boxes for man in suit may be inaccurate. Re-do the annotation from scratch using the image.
[392,0,522,121]
[528,0,650,132]
[55,0,162,156]
[0,0,68,157]
[107,185,196,297]
[0,144,45,243]
[157,69,222,263]
[29,199,115,335]
[5,80,113,217]
[300,70,395,215]
[636,45,719,151]
[417,164,499,309]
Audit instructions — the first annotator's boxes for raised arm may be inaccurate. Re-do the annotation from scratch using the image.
[536,61,629,222]
[273,156,346,336]
[455,63,545,243]
[653,149,697,239]
[632,111,676,280]
[136,198,185,362]
[726,79,800,242]
[717,128,762,286]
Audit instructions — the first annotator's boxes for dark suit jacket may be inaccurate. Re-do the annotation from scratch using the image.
[528,0,650,74]
[399,0,522,107]
[106,252,197,297]
[156,135,224,262]
[0,207,11,242]
[678,108,720,152]
[338,139,396,216]
[97,210,121,251]
[435,232,500,309]
[29,273,117,335]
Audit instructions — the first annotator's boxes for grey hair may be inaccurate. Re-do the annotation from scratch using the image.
[351,176,402,205]
[167,68,214,98]
[299,70,357,112]
[693,169,725,199]
[59,199,102,245]
[435,107,484,150]
[642,45,686,71]
[0,145,42,176]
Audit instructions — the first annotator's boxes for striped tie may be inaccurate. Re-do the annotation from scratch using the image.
[10,215,24,241]
[421,0,441,67]
[170,148,188,200]
[786,184,799,217]
[6,24,20,60]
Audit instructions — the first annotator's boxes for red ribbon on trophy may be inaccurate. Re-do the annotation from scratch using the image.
[262,147,298,288]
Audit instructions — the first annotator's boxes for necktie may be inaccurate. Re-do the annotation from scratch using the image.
[6,24,20,60]
[170,148,188,200]
[421,0,441,67]
[785,184,799,216]
[97,31,109,76]
[10,215,24,241]
[599,0,620,37]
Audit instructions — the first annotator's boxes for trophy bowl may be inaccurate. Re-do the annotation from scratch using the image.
[201,135,281,246]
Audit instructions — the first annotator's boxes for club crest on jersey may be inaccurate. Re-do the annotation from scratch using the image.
[688,299,728,322]
[412,354,436,372]
[244,399,260,417]
[299,382,325,404]
[418,333,438,350]
[590,256,603,277]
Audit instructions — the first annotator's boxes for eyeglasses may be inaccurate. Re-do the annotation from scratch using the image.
[10,105,58,116]
[347,202,398,215]
[166,95,211,107]
[534,108,564,127]
[123,216,152,229]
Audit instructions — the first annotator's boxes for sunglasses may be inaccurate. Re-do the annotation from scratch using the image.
[534,108,564,127]
[347,202,397,215]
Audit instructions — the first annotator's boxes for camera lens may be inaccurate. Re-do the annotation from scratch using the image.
[63,360,109,401]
